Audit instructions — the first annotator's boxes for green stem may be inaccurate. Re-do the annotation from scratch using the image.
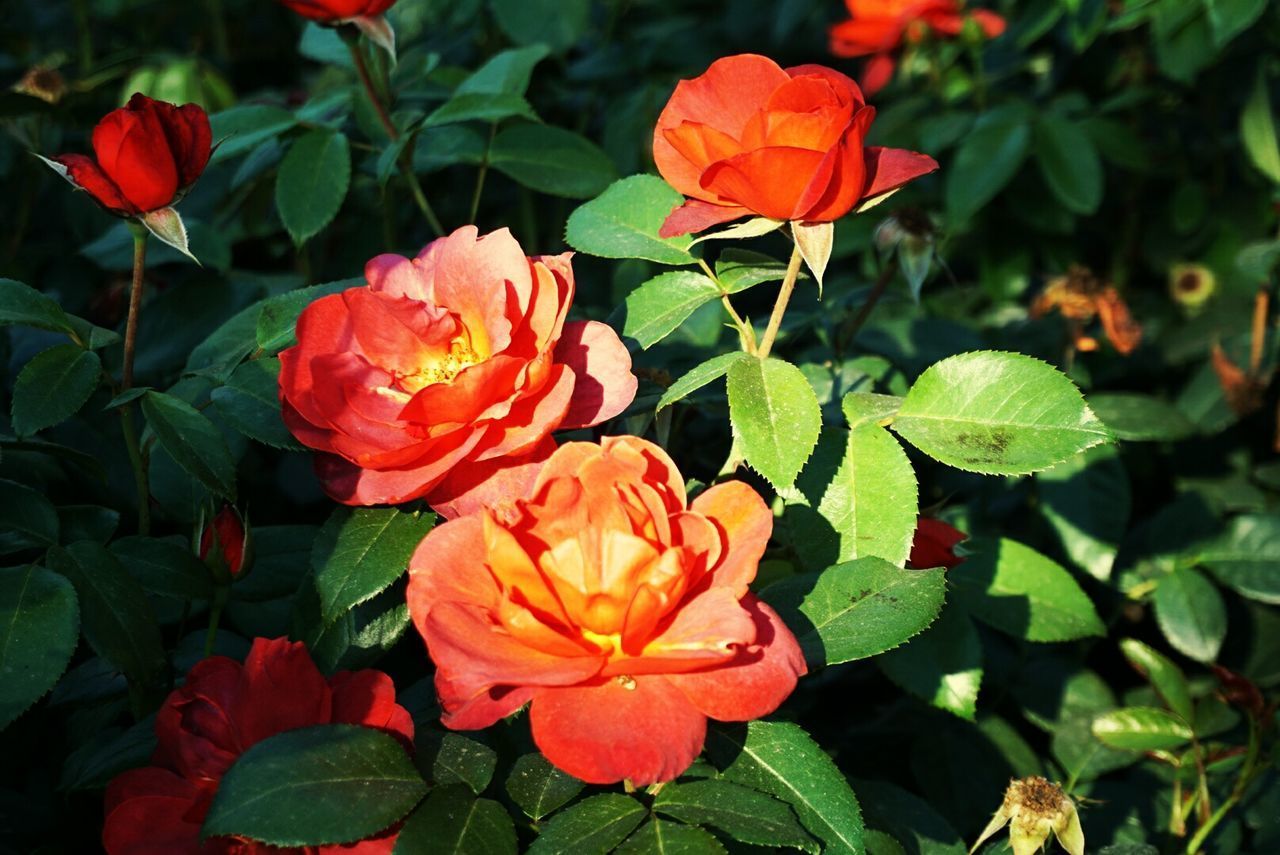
[837,258,898,354]
[1185,719,1264,854]
[344,33,445,237]
[469,123,497,225]
[697,258,755,352]
[755,241,804,359]
[204,585,229,658]
[120,228,150,536]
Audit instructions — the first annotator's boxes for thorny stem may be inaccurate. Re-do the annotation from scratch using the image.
[756,241,805,359]
[345,34,445,237]
[837,258,899,354]
[1185,717,1265,854]
[121,228,150,536]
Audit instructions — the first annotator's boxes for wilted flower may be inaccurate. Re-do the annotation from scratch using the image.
[1168,262,1217,312]
[1030,265,1142,355]
[12,65,66,104]
[971,776,1084,855]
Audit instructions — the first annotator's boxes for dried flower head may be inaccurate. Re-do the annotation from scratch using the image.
[1031,265,1142,355]
[971,776,1084,855]
[13,65,66,104]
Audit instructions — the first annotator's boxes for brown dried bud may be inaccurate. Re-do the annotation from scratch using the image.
[12,65,66,104]
[971,777,1084,855]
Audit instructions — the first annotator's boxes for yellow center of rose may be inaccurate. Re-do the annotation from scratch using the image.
[397,336,480,394]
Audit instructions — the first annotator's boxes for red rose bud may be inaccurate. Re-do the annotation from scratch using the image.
[276,0,400,55]
[44,93,210,217]
[198,505,250,581]
[908,517,967,569]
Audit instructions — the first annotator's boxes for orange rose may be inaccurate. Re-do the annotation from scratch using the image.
[278,226,637,518]
[830,1,1007,94]
[653,54,938,237]
[406,436,806,785]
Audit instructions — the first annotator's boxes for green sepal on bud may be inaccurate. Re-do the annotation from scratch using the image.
[971,777,1084,855]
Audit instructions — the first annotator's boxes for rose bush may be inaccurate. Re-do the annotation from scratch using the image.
[406,436,806,785]
[101,638,414,854]
[653,53,938,236]
[277,226,637,517]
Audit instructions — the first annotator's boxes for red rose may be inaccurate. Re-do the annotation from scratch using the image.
[278,226,637,518]
[102,637,414,855]
[49,93,210,217]
[275,0,398,22]
[407,436,807,786]
[199,505,249,579]
[653,54,938,237]
[908,517,967,569]
[830,1,1006,95]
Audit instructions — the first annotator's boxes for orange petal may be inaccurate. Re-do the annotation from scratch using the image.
[689,480,771,597]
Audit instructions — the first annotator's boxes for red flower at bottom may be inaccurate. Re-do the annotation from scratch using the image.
[102,638,414,855]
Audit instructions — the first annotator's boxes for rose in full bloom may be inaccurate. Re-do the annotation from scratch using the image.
[653,54,939,237]
[407,436,806,786]
[199,504,249,579]
[908,517,967,569]
[278,226,637,517]
[47,93,210,217]
[102,637,414,854]
[830,1,1007,95]
[275,0,397,23]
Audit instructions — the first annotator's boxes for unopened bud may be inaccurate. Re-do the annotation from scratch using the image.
[197,504,251,583]
[1168,263,1216,311]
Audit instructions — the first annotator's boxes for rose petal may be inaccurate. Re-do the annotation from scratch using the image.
[659,199,754,238]
[231,637,332,748]
[555,320,637,429]
[51,154,137,214]
[860,146,939,201]
[689,480,771,596]
[425,436,557,519]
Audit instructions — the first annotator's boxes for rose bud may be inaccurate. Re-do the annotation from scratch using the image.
[407,436,807,786]
[908,517,967,569]
[829,1,1006,95]
[276,0,400,56]
[653,54,938,238]
[102,637,414,854]
[39,93,210,258]
[971,776,1085,855]
[278,226,637,519]
[197,504,251,582]
[1169,262,1217,312]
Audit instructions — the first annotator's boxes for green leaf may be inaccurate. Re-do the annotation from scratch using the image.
[0,565,78,729]
[1034,113,1103,214]
[1037,444,1130,581]
[763,557,946,666]
[951,537,1105,642]
[1196,514,1280,604]
[424,93,538,127]
[110,535,213,601]
[10,344,101,437]
[394,785,516,855]
[1091,706,1194,751]
[1205,0,1268,46]
[489,124,618,199]
[1119,639,1193,722]
[0,277,74,334]
[256,279,361,352]
[1242,66,1280,186]
[652,780,817,853]
[878,608,983,721]
[0,478,60,554]
[841,392,902,430]
[853,779,966,855]
[1153,566,1226,663]
[204,724,426,846]
[526,793,647,855]
[456,45,549,96]
[312,507,435,625]
[815,426,918,567]
[619,272,722,349]
[505,753,584,821]
[276,128,351,246]
[945,108,1031,221]
[490,0,590,52]
[616,820,727,855]
[1087,393,1196,441]
[656,352,750,411]
[714,249,792,293]
[60,715,156,791]
[727,357,821,490]
[565,175,695,266]
[47,543,167,711]
[141,390,238,500]
[209,104,298,163]
[431,733,498,794]
[891,351,1109,475]
[708,720,864,855]
[211,358,303,450]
